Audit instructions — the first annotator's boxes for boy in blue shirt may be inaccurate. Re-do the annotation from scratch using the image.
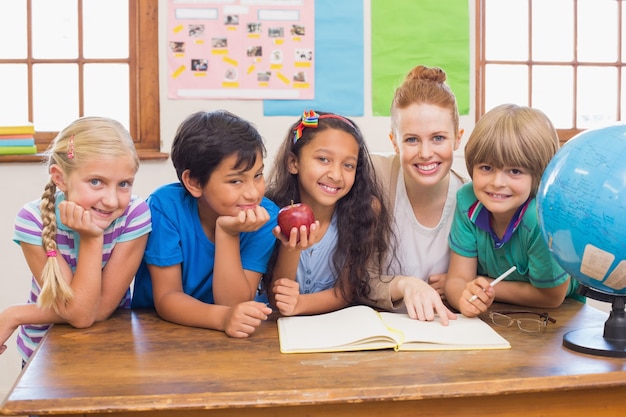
[132,111,278,337]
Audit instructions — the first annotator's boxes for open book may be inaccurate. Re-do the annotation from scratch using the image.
[277,305,510,353]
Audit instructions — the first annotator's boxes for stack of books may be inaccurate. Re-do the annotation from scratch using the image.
[0,122,37,155]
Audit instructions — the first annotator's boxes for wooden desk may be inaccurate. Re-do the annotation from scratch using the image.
[2,299,625,417]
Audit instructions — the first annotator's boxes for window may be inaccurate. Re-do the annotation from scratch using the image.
[0,0,163,162]
[476,0,625,144]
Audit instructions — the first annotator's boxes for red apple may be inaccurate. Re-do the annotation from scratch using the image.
[277,202,316,239]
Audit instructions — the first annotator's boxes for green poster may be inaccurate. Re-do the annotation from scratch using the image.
[371,0,470,116]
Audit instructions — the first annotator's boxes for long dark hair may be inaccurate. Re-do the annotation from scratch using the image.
[263,111,394,302]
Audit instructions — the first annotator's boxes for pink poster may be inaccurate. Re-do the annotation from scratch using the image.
[168,0,315,100]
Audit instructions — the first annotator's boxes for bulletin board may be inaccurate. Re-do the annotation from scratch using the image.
[167,0,470,117]
[168,0,315,100]
[263,0,364,117]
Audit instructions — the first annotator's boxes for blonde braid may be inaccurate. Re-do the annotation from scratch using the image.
[35,116,137,312]
[37,179,73,312]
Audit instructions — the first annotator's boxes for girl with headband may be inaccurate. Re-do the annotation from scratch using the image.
[262,110,394,316]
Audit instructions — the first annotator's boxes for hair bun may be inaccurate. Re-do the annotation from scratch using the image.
[406,65,447,84]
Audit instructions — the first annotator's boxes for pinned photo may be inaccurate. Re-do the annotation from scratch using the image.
[268,27,284,38]
[257,71,271,82]
[290,25,305,36]
[293,71,306,82]
[191,59,208,71]
[225,15,239,25]
[295,49,312,62]
[225,67,238,81]
[247,46,262,57]
[247,22,262,34]
[169,42,185,53]
[188,25,204,37]
[212,37,228,48]
[271,50,283,63]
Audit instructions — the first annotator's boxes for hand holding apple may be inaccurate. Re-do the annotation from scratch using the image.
[277,202,316,240]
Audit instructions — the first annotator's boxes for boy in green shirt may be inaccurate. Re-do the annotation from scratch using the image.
[445,104,582,317]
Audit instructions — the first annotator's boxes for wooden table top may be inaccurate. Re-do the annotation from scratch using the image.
[1,299,625,416]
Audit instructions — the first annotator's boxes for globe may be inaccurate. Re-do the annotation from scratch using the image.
[537,124,626,358]
[537,124,626,297]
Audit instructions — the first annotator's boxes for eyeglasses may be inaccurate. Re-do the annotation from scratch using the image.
[489,310,556,333]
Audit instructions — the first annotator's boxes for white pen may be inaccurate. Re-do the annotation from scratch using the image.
[468,265,517,303]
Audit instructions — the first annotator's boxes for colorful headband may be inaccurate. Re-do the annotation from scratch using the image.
[292,110,356,144]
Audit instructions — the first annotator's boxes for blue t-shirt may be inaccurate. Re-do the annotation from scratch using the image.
[296,214,339,294]
[131,183,279,308]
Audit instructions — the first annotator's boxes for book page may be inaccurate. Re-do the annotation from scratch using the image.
[378,312,510,351]
[278,305,399,353]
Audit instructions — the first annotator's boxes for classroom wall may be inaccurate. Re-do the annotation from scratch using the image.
[0,0,480,396]
[6,0,463,394]
[1,0,605,398]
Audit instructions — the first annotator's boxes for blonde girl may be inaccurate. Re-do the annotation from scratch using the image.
[0,117,151,361]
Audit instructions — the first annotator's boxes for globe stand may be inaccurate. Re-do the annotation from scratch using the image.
[563,285,626,358]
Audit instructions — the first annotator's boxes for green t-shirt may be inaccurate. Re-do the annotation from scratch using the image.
[449,183,583,301]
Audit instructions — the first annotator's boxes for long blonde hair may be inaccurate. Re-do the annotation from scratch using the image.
[38,117,138,312]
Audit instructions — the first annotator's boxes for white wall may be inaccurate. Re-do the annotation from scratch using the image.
[20,0,621,398]
[0,0,615,398]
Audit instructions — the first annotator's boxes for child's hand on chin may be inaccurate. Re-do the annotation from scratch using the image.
[217,205,270,235]
[58,200,104,238]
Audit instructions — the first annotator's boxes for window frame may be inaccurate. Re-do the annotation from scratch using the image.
[0,0,165,163]
[475,0,625,145]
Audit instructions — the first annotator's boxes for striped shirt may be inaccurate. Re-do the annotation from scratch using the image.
[13,192,151,361]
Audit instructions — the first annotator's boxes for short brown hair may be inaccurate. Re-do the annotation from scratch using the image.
[465,104,559,197]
